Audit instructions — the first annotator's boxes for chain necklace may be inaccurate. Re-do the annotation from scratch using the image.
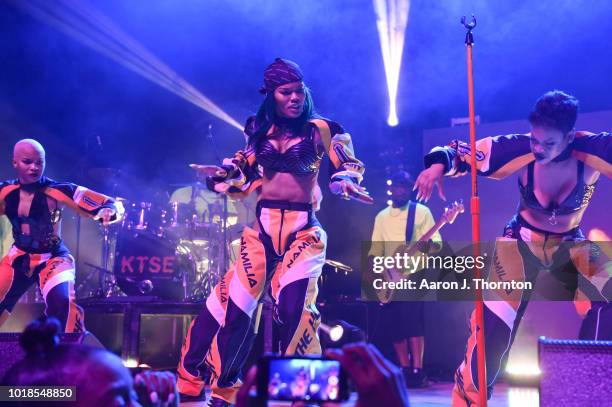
[548,208,559,226]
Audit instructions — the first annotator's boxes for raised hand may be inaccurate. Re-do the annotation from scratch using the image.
[134,370,179,407]
[413,163,446,202]
[330,179,374,204]
[95,207,116,226]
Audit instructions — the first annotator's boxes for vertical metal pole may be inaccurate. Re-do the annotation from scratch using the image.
[100,226,109,297]
[463,15,488,406]
[75,215,81,268]
[222,194,228,274]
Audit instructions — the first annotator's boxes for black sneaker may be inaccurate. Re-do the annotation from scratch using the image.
[207,396,233,407]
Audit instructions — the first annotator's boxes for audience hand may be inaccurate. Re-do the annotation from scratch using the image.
[134,370,179,407]
[326,343,410,407]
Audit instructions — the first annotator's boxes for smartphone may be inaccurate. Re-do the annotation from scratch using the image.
[257,355,350,403]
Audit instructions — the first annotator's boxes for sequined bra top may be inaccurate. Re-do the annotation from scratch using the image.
[519,161,596,216]
[255,125,322,175]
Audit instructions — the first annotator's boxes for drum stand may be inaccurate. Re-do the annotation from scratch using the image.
[181,252,189,301]
[100,226,110,296]
[189,190,232,302]
[207,194,230,297]
[94,225,116,298]
[94,178,120,298]
[75,223,117,299]
[201,122,230,298]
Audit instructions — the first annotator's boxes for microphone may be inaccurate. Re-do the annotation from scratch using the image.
[217,164,240,180]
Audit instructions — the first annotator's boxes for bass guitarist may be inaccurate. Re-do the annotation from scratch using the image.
[368,171,442,388]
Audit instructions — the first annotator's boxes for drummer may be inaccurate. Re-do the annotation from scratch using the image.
[168,171,256,228]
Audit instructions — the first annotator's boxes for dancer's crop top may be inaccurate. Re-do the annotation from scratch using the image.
[423,132,611,180]
[519,161,596,215]
[207,116,366,198]
[0,177,121,253]
[422,133,610,215]
[255,125,323,175]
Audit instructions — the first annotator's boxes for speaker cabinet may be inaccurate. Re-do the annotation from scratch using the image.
[539,337,612,406]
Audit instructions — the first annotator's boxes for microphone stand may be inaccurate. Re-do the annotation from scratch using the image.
[462,15,488,407]
[207,124,229,280]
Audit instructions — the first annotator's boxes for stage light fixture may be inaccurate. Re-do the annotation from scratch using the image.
[507,387,539,407]
[329,324,344,342]
[320,320,365,348]
[587,227,610,241]
[123,357,139,368]
[505,364,541,377]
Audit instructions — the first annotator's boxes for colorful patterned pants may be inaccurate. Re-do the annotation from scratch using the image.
[453,214,611,406]
[0,245,84,333]
[177,200,326,403]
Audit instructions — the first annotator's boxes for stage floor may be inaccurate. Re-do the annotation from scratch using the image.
[179,382,540,406]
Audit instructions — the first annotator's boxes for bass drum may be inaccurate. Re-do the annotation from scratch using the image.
[113,231,194,300]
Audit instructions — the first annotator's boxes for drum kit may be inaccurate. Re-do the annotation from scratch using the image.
[78,165,355,304]
[82,171,245,303]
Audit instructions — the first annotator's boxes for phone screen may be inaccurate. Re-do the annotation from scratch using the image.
[265,358,345,402]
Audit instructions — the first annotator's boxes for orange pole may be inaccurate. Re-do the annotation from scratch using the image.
[463,15,488,406]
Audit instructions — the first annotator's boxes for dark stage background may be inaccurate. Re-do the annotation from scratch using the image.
[1,0,611,375]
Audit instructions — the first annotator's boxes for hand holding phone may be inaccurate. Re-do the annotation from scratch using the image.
[255,355,350,404]
[237,344,407,406]
[326,343,409,407]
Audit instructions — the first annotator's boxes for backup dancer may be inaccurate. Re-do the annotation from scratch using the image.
[0,139,121,333]
[415,90,611,406]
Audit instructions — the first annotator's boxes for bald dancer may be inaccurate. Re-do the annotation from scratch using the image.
[0,139,122,332]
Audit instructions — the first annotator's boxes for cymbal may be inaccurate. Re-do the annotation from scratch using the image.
[324,259,353,272]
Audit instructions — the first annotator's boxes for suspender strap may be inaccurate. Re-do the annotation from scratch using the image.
[405,201,417,242]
